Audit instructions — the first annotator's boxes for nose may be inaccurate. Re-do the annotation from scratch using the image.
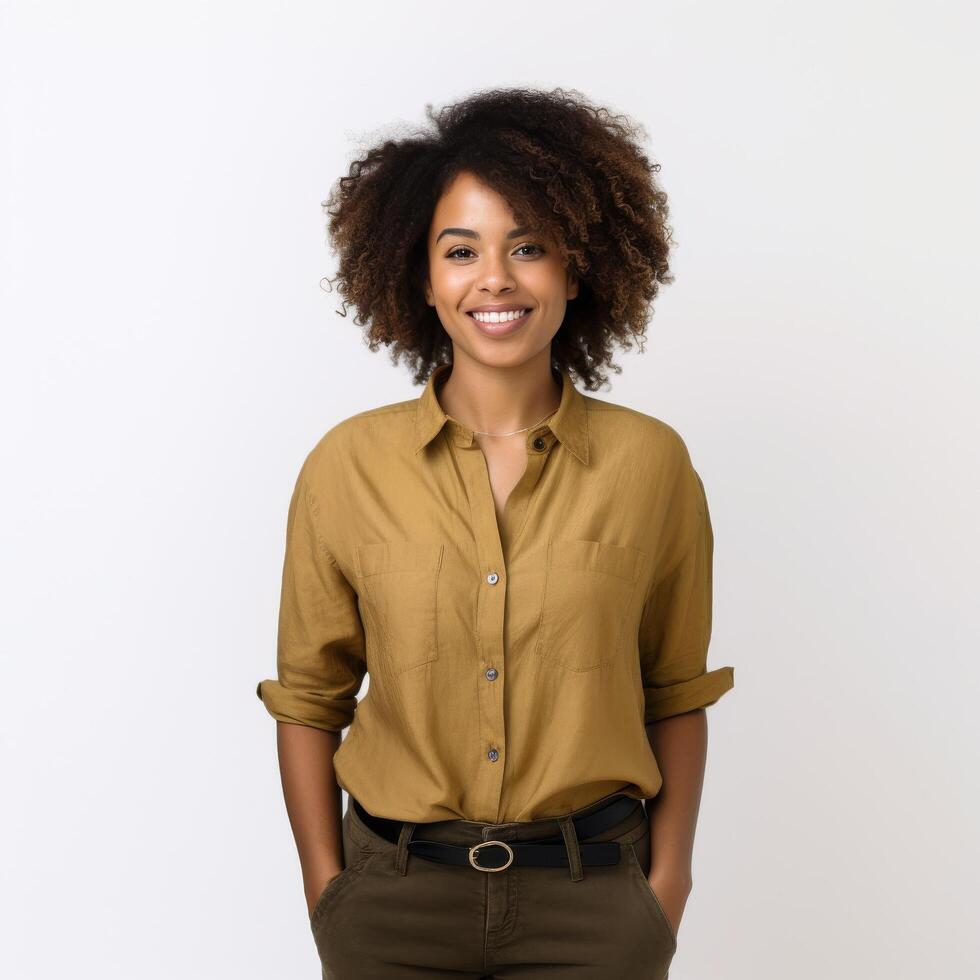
[476,251,517,294]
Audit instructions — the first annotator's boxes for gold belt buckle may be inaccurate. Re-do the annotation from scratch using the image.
[468,839,514,872]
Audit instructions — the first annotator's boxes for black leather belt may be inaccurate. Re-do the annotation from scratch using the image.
[352,794,642,872]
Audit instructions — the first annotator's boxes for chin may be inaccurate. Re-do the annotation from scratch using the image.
[466,342,554,374]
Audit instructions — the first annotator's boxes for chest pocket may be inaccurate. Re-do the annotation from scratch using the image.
[535,538,645,672]
[355,541,445,674]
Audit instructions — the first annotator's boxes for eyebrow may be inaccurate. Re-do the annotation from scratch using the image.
[435,226,531,243]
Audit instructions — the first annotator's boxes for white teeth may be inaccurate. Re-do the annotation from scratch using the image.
[471,309,529,323]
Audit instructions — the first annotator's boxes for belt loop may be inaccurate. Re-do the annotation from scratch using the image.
[394,821,416,876]
[557,814,584,882]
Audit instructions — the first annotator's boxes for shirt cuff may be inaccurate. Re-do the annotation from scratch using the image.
[255,679,355,732]
[643,666,735,724]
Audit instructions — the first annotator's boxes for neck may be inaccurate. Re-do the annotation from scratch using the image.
[436,352,562,436]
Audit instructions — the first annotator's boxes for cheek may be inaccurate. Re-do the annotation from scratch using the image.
[526,260,570,297]
[428,265,470,303]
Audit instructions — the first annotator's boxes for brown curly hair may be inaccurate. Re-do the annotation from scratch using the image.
[320,86,675,391]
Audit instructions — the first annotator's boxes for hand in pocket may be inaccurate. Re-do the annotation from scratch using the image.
[647,870,691,942]
[307,867,347,919]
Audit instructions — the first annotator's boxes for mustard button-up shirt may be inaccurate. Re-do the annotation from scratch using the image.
[256,363,734,823]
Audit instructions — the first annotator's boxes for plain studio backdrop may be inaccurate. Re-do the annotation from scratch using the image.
[2,2,977,977]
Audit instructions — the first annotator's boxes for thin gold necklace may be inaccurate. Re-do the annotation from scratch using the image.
[444,410,557,438]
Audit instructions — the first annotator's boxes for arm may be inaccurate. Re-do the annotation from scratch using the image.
[256,456,368,917]
[277,723,345,916]
[637,454,734,938]
[644,710,707,933]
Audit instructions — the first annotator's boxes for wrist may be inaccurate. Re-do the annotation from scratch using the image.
[649,864,693,893]
[305,856,345,891]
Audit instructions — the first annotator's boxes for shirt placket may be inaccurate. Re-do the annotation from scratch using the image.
[445,421,556,823]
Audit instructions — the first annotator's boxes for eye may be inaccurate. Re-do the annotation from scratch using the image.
[445,243,544,260]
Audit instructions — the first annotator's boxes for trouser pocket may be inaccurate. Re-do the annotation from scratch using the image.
[309,805,380,935]
[622,819,678,952]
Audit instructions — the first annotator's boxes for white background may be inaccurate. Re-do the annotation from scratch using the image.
[2,1,977,977]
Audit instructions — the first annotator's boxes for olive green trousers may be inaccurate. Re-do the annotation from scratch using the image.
[308,790,677,978]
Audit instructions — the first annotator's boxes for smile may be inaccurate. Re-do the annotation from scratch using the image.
[466,308,532,337]
[470,308,530,323]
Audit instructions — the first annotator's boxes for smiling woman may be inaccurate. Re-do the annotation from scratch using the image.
[257,86,733,979]
[423,170,580,370]
[320,85,675,392]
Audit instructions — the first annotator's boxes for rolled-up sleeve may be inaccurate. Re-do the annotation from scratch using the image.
[639,467,734,724]
[255,460,366,732]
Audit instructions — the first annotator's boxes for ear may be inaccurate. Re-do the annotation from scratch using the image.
[566,270,579,302]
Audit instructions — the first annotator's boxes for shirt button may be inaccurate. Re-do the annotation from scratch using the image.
[488,748,500,762]
[532,436,546,451]
[486,571,499,585]
[485,667,498,681]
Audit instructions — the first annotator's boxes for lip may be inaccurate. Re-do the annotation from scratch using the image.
[466,307,533,337]
[467,304,531,313]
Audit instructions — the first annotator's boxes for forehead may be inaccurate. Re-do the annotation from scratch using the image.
[430,172,517,225]
[426,174,562,255]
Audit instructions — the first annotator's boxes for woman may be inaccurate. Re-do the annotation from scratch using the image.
[256,86,735,979]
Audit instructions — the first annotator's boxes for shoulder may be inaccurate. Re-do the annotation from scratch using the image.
[296,394,419,482]
[584,392,707,523]
[584,392,696,472]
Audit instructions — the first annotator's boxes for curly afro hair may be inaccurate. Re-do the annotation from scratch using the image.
[320,86,676,391]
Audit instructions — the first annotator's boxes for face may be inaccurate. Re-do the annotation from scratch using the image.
[423,171,579,370]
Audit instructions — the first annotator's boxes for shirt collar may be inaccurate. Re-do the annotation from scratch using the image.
[413,362,591,465]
